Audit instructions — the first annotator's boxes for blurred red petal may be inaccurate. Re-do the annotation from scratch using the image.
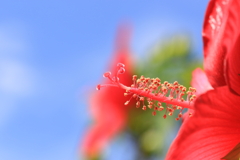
[81,26,134,156]
[166,86,240,160]
[82,102,126,157]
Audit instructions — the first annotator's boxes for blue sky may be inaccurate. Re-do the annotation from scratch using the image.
[0,0,208,159]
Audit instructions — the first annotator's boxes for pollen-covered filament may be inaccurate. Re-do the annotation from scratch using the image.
[97,63,196,120]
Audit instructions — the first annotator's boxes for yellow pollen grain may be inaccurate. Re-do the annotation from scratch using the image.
[148,105,152,109]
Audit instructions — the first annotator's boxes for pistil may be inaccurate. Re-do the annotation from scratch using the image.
[97,63,196,120]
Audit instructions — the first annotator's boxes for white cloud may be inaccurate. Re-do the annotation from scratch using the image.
[0,21,36,126]
[0,21,35,96]
[0,60,35,96]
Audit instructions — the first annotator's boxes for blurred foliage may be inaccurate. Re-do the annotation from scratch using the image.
[126,35,202,159]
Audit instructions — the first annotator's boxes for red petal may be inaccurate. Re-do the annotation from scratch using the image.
[202,0,229,88]
[183,68,213,121]
[166,86,240,160]
[191,68,213,96]
[82,102,126,157]
[223,0,240,95]
[203,0,240,94]
[226,32,240,96]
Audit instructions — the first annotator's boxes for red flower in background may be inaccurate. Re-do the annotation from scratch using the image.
[81,26,134,158]
[166,0,240,159]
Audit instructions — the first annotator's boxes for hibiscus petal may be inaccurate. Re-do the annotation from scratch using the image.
[82,102,126,157]
[183,68,213,121]
[216,0,240,96]
[166,86,240,160]
[191,68,213,96]
[202,0,229,88]
[226,37,240,96]
[202,0,240,88]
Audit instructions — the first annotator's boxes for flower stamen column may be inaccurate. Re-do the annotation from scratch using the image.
[97,63,196,120]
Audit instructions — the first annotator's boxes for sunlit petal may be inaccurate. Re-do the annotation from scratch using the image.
[166,86,240,160]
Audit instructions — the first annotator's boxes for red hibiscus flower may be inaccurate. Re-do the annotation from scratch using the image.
[81,26,134,158]
[96,0,240,159]
[166,0,240,159]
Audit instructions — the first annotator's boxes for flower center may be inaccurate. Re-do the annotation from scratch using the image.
[97,63,196,120]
